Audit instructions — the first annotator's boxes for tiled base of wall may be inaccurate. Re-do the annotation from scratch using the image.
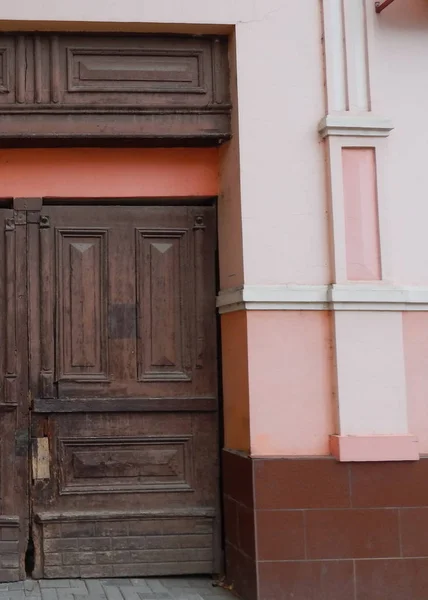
[223,450,428,600]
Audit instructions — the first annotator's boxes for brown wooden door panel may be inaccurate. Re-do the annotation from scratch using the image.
[33,205,217,400]
[27,202,219,579]
[0,208,29,582]
[32,413,218,510]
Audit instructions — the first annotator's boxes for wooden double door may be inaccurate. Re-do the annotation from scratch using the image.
[0,200,219,580]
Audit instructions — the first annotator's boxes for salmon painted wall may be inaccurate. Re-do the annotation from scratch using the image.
[0,148,218,198]
[371,0,428,285]
[247,311,334,457]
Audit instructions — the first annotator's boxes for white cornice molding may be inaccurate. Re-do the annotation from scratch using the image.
[217,284,428,314]
[318,114,394,138]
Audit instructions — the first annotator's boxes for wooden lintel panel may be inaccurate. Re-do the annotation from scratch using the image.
[0,33,231,145]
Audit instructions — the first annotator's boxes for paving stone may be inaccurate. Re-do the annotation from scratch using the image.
[7,584,25,591]
[129,582,151,590]
[199,590,234,599]
[101,582,129,588]
[85,583,105,596]
[144,581,169,596]
[135,595,170,600]
[119,590,140,600]
[1,578,233,600]
[40,582,71,589]
[68,582,88,592]
[103,587,124,600]
[73,596,107,600]
[166,590,204,599]
[159,582,192,591]
[187,581,213,590]
[41,590,58,600]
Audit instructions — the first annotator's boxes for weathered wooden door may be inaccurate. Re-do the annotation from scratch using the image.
[0,206,30,581]
[1,201,219,580]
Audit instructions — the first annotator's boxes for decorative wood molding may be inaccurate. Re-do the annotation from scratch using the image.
[0,33,231,145]
[217,284,428,313]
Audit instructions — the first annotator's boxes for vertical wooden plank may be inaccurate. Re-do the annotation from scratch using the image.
[211,37,229,105]
[50,36,60,104]
[193,216,206,369]
[34,35,42,104]
[15,35,25,104]
[15,210,30,580]
[39,215,54,398]
[5,217,17,404]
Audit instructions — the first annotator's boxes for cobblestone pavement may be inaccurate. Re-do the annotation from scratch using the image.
[0,578,235,600]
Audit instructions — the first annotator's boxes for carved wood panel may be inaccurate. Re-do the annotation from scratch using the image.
[0,34,230,143]
[56,228,109,382]
[137,229,191,382]
[59,435,193,495]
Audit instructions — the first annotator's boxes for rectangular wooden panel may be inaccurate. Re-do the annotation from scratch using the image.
[59,436,193,494]
[56,228,109,382]
[0,517,20,581]
[137,229,191,382]
[67,48,205,94]
[0,49,9,93]
[0,37,15,103]
[59,37,212,106]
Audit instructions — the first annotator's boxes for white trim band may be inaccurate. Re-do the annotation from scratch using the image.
[318,114,394,138]
[217,284,428,313]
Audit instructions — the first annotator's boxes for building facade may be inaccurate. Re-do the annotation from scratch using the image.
[1,0,428,598]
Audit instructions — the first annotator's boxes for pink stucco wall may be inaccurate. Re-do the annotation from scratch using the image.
[371,0,428,285]
[342,148,381,281]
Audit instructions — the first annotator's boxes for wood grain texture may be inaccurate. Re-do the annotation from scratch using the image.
[29,203,219,579]
[0,33,231,144]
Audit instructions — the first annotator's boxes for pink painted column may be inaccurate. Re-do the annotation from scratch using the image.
[322,0,417,462]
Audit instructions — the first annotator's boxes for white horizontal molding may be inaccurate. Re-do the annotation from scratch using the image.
[217,284,428,313]
[318,113,394,138]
